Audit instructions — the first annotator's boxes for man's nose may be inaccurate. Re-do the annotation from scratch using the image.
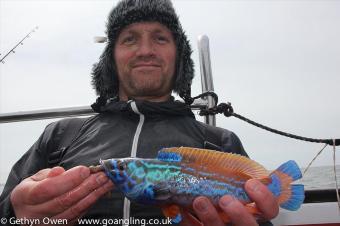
[136,38,156,57]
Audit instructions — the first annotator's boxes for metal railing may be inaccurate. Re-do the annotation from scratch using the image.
[0,106,94,123]
[0,100,211,124]
[198,35,216,126]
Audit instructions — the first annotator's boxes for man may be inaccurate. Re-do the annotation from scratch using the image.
[0,0,278,225]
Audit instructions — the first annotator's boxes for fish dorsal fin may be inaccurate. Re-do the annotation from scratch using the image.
[157,151,182,162]
[158,147,268,179]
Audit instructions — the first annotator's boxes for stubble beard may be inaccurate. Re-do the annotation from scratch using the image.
[123,70,173,99]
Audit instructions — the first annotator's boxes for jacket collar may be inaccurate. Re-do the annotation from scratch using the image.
[91,96,195,118]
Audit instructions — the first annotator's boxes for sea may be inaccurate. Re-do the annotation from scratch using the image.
[0,165,339,194]
[299,165,340,190]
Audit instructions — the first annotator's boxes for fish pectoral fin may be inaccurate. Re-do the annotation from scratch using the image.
[162,205,182,223]
[217,204,262,223]
[245,203,264,220]
[181,209,203,226]
[258,176,272,185]
[153,182,172,200]
[217,210,230,224]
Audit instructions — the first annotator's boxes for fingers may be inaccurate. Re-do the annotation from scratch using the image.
[30,168,55,181]
[216,180,279,226]
[52,180,114,220]
[11,166,114,221]
[39,172,111,214]
[47,167,66,178]
[245,179,279,219]
[26,166,90,204]
[219,195,259,226]
[11,167,66,206]
[192,196,224,226]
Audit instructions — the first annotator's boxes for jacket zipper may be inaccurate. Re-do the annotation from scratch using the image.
[123,101,145,226]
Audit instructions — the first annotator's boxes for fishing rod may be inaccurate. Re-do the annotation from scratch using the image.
[0,26,39,64]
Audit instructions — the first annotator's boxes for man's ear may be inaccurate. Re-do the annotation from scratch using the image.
[91,43,118,99]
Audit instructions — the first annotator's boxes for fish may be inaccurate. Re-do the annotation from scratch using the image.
[90,147,305,224]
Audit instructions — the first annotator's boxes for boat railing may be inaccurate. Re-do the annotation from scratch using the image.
[0,100,209,124]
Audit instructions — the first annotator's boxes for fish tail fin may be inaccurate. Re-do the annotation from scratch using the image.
[268,160,305,211]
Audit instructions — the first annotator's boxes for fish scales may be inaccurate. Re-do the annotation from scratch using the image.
[179,163,251,202]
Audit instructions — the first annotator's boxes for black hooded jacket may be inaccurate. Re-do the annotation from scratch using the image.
[0,99,254,224]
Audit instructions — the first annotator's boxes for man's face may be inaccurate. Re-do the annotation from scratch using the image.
[114,22,177,102]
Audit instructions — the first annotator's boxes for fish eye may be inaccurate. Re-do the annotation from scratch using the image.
[118,161,126,171]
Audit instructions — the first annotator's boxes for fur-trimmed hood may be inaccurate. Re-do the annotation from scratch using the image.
[91,0,194,102]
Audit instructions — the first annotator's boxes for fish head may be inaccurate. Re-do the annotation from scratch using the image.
[100,158,135,184]
[100,158,152,199]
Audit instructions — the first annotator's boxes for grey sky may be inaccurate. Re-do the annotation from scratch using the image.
[1,0,339,184]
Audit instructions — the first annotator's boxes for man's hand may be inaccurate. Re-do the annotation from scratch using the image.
[181,179,279,226]
[10,166,114,225]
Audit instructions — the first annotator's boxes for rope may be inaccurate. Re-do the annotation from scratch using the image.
[303,141,339,209]
[332,139,340,211]
[197,93,340,146]
[303,143,328,175]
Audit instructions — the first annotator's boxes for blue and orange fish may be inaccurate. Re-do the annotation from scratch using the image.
[91,147,304,224]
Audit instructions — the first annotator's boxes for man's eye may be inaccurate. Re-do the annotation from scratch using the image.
[156,36,169,44]
[122,36,136,44]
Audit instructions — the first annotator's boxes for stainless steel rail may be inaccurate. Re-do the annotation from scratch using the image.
[0,106,94,123]
[198,35,216,126]
[0,102,209,124]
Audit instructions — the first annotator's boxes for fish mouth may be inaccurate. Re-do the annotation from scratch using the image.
[89,160,107,173]
[89,159,118,174]
[100,159,114,172]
